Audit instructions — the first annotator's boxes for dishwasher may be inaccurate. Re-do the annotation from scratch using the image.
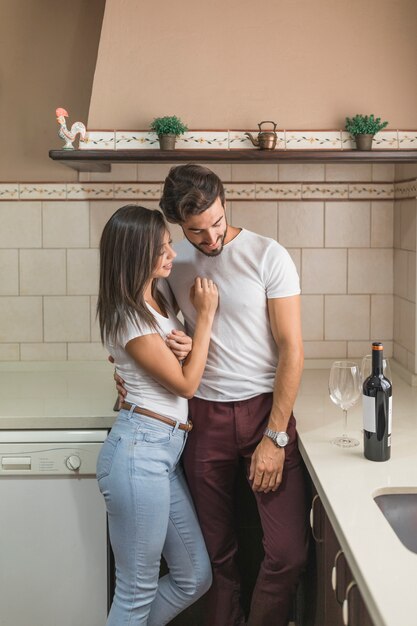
[0,428,109,626]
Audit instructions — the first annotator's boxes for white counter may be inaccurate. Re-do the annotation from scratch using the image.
[295,368,417,626]
[0,361,116,429]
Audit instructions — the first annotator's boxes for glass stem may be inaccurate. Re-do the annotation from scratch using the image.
[342,409,348,437]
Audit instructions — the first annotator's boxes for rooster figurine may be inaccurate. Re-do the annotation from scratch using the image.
[55,107,87,150]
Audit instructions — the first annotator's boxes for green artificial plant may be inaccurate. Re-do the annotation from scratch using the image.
[150,115,188,137]
[345,114,388,136]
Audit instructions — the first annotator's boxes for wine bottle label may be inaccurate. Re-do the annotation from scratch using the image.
[388,396,392,436]
[363,394,376,432]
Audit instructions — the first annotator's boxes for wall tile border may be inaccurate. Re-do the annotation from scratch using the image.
[255,183,302,200]
[0,184,20,199]
[397,132,417,149]
[394,179,417,199]
[302,183,348,200]
[0,181,410,202]
[113,183,161,200]
[79,131,115,150]
[68,129,417,151]
[348,183,394,199]
[115,131,159,149]
[19,184,67,200]
[177,131,229,149]
[285,131,342,150]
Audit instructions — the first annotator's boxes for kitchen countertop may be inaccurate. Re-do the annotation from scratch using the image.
[1,361,416,626]
[0,361,116,429]
[295,368,417,626]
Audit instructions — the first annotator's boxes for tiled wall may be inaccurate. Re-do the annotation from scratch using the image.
[0,161,413,365]
[393,199,417,374]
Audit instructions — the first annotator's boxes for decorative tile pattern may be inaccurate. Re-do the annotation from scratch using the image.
[115,131,159,149]
[302,183,348,199]
[66,184,114,199]
[69,128,417,152]
[341,131,355,150]
[398,131,417,150]
[0,184,19,199]
[79,131,115,150]
[224,183,256,199]
[113,183,161,200]
[348,183,394,199]
[176,132,229,149]
[228,130,285,150]
[394,179,417,199]
[0,182,403,202]
[373,131,399,150]
[19,184,67,200]
[285,131,341,150]
[255,183,301,200]
[70,129,417,152]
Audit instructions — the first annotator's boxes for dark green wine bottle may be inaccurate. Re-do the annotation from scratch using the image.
[362,342,392,461]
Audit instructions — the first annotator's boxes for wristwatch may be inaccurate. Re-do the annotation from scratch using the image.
[263,428,290,448]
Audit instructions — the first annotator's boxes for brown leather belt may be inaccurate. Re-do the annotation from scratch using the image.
[121,402,193,432]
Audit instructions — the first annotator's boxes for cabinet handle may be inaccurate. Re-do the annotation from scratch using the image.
[342,581,357,626]
[310,494,323,543]
[331,549,344,604]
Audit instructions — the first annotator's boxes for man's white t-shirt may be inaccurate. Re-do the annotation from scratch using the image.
[167,229,300,402]
[107,303,188,423]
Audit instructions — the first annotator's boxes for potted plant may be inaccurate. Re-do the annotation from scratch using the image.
[345,114,388,150]
[150,115,188,150]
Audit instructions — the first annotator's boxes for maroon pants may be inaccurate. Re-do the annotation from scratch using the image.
[183,393,309,626]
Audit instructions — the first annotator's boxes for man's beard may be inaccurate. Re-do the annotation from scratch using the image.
[185,228,227,257]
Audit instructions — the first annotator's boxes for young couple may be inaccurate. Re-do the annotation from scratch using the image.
[96,164,309,626]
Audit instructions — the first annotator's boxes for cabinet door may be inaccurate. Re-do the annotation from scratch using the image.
[323,515,346,626]
[308,487,325,626]
[342,562,375,626]
[358,594,375,626]
[306,484,377,626]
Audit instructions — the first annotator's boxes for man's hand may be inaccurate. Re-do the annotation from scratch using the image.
[108,356,127,409]
[166,329,192,361]
[249,437,285,493]
[114,369,127,407]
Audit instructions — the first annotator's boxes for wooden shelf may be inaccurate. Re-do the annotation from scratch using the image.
[49,149,417,173]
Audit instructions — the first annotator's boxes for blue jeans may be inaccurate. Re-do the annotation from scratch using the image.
[97,407,212,626]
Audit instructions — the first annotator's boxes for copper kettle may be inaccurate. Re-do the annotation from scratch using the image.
[244,121,278,150]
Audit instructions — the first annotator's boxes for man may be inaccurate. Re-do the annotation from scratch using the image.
[119,164,308,626]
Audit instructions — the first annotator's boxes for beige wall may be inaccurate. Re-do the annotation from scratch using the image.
[89,0,417,130]
[0,0,105,182]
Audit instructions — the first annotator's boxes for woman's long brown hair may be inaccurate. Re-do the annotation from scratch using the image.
[97,205,168,344]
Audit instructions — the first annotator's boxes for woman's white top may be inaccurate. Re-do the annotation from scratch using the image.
[107,300,188,423]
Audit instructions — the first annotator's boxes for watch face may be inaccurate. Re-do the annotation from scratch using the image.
[276,432,289,447]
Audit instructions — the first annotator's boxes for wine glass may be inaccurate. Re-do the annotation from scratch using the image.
[328,361,361,447]
[360,354,391,384]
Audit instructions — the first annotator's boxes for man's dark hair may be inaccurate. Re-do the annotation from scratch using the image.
[160,164,225,224]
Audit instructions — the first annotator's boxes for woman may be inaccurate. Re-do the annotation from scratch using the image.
[96,205,218,626]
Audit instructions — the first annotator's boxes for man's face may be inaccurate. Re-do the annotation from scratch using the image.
[180,197,227,257]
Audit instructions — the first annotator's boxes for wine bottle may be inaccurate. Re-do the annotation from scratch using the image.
[362,342,392,461]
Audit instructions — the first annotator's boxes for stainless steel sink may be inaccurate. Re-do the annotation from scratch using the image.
[374,493,417,554]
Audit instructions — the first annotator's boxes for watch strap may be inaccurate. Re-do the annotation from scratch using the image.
[264,427,289,448]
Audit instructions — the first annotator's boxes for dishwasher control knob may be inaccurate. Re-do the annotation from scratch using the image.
[66,455,81,471]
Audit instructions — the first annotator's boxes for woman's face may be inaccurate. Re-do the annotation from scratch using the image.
[152,229,176,278]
